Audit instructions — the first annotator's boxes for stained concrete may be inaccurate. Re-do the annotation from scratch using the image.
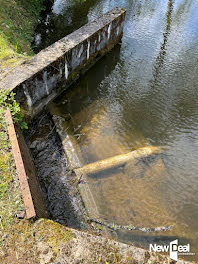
[0,7,126,116]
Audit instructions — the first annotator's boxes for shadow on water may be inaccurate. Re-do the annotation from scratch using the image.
[24,44,121,228]
[116,230,191,248]
[30,0,198,260]
[32,0,99,52]
[52,44,121,116]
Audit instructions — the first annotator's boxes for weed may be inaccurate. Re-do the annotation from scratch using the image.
[0,89,28,130]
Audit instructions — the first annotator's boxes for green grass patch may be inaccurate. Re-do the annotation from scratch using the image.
[0,89,28,231]
[0,120,24,231]
[0,0,44,70]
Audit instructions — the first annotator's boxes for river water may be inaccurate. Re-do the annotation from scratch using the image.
[33,0,198,261]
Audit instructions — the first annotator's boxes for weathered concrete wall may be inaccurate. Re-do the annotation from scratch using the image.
[0,7,126,116]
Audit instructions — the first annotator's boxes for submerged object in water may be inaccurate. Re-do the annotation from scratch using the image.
[75,146,162,176]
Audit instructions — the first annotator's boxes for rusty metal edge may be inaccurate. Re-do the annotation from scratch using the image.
[5,109,36,219]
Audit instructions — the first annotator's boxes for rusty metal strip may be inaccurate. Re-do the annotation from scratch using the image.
[5,109,36,219]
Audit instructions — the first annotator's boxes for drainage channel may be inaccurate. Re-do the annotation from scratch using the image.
[23,108,172,236]
[23,110,86,229]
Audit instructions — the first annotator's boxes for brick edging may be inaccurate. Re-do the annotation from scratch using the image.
[6,109,48,219]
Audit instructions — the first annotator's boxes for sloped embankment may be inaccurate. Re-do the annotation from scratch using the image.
[0,0,49,76]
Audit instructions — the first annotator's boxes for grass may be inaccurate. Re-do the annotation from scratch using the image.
[0,2,79,262]
[0,88,28,234]
[0,0,44,71]
[0,150,23,229]
[0,218,75,263]
[0,0,44,228]
[0,102,25,262]
[0,0,44,261]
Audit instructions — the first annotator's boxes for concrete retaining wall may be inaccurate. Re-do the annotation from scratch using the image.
[1,8,126,116]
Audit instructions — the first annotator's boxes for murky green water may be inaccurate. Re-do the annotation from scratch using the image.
[36,0,198,260]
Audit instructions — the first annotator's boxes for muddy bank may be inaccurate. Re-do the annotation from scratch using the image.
[24,110,85,228]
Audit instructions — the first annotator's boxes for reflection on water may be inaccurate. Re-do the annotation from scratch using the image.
[39,0,198,260]
[32,0,99,52]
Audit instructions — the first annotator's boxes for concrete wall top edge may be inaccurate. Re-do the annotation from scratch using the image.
[0,7,126,92]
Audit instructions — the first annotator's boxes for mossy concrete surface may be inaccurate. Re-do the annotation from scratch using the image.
[0,218,191,264]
